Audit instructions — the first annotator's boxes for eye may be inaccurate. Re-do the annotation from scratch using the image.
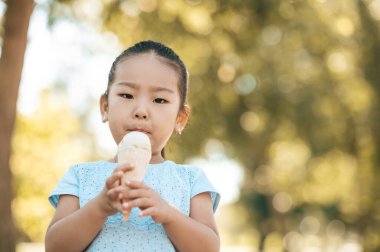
[120,93,133,99]
[153,98,168,104]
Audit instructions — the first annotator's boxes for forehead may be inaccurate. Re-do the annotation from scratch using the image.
[113,53,180,88]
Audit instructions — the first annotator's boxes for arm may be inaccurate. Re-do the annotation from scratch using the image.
[163,192,220,252]
[45,164,133,252]
[122,182,220,252]
[45,195,108,252]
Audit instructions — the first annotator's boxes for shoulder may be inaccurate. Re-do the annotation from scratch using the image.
[163,160,200,172]
[67,160,116,174]
[60,160,116,186]
[163,160,203,177]
[159,160,208,187]
[147,160,202,185]
[167,160,221,212]
[69,160,112,170]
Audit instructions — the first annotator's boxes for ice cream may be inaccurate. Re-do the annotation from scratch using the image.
[117,131,151,221]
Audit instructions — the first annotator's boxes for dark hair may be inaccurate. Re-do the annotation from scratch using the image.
[106,40,188,110]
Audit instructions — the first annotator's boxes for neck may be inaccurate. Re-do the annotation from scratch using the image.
[110,154,165,164]
[150,153,165,164]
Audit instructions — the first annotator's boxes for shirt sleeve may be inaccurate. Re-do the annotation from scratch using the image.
[48,165,79,208]
[190,167,221,212]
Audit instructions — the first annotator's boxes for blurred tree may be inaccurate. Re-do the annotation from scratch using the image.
[12,87,94,242]
[356,0,380,249]
[0,0,34,251]
[24,0,380,250]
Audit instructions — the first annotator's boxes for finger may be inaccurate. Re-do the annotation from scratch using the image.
[111,202,123,212]
[107,186,125,201]
[123,197,152,210]
[115,163,135,173]
[124,180,148,189]
[138,207,157,218]
[105,171,124,189]
[123,188,149,200]
[106,188,124,212]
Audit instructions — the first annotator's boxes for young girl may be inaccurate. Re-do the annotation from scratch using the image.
[45,40,220,252]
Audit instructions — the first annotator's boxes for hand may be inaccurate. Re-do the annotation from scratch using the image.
[96,164,134,217]
[121,181,174,224]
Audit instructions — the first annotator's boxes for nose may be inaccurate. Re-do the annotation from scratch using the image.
[134,112,147,119]
[133,101,148,120]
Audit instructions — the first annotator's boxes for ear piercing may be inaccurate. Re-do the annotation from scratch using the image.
[102,116,108,123]
[175,125,182,135]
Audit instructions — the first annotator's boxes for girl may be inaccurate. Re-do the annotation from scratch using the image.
[45,40,220,252]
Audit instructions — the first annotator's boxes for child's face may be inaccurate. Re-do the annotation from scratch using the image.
[101,53,188,163]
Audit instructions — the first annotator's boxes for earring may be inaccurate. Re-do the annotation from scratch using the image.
[102,116,108,123]
[175,125,182,135]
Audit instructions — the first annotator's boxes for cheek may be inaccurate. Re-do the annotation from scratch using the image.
[163,108,180,123]
[153,113,177,136]
[108,100,129,116]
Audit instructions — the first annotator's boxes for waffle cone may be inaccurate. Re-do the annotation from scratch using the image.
[117,132,151,221]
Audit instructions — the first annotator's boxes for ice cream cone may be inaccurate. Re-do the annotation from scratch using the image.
[117,131,151,221]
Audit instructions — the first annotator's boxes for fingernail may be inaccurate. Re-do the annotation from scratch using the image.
[138,212,144,217]
[123,202,128,208]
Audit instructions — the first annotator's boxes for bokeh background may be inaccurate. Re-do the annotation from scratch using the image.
[1,0,380,251]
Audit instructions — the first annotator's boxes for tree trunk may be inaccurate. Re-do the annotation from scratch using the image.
[0,0,35,251]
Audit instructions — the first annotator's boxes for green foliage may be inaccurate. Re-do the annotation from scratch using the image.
[12,90,93,241]
[14,0,380,250]
[95,0,380,249]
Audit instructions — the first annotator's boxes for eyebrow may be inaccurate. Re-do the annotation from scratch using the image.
[116,82,175,94]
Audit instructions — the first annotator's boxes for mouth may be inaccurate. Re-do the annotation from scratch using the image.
[128,128,151,135]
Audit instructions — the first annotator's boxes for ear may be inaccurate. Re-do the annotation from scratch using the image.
[175,105,190,133]
[100,94,109,123]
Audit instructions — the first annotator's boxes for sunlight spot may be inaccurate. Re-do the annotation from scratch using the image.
[218,63,236,83]
[338,242,363,252]
[262,25,282,46]
[234,74,257,95]
[121,0,141,17]
[369,0,380,20]
[137,0,157,12]
[17,242,44,252]
[300,216,320,235]
[269,140,311,171]
[181,7,214,35]
[240,111,260,132]
[189,154,244,205]
[334,17,354,37]
[78,0,103,21]
[0,1,5,15]
[303,235,322,250]
[264,232,283,252]
[205,139,225,157]
[326,220,345,238]
[273,192,293,213]
[327,51,350,74]
[283,232,304,251]
[229,13,247,32]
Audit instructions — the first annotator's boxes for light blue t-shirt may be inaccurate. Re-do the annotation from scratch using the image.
[49,160,220,252]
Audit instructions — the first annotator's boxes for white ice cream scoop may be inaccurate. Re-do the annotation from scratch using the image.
[117,131,151,220]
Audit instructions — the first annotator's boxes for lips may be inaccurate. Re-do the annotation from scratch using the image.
[128,127,151,135]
